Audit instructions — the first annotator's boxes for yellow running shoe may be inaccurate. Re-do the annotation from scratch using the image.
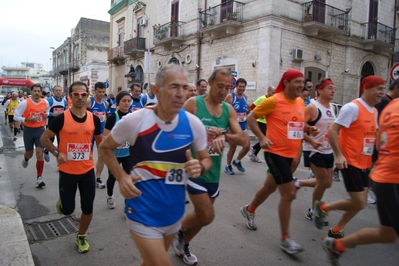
[76,234,90,253]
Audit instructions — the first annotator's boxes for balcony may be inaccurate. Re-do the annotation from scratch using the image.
[108,46,126,65]
[69,61,80,72]
[56,64,68,75]
[302,1,349,38]
[362,22,395,51]
[124,37,146,58]
[198,1,245,38]
[153,21,185,47]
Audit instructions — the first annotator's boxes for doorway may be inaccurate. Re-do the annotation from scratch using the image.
[305,67,326,98]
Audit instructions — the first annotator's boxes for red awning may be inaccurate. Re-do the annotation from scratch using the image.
[0,78,35,87]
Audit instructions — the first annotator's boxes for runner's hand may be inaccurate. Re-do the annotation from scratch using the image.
[310,139,322,149]
[119,174,142,199]
[211,134,225,155]
[259,136,273,149]
[308,126,319,136]
[184,149,201,178]
[335,155,348,169]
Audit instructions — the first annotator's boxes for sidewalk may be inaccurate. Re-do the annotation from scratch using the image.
[0,119,35,265]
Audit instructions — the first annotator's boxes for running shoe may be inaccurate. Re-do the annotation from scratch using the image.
[328,228,345,239]
[96,178,106,189]
[248,147,262,163]
[21,158,29,168]
[367,192,376,204]
[306,208,313,221]
[333,169,340,181]
[107,196,115,209]
[76,234,90,253]
[183,244,198,265]
[43,149,50,162]
[293,177,300,198]
[314,201,327,229]
[224,165,234,175]
[308,170,314,179]
[322,237,342,266]
[13,136,17,141]
[172,230,185,256]
[281,235,304,255]
[240,205,257,230]
[232,160,245,172]
[55,199,63,215]
[36,177,45,188]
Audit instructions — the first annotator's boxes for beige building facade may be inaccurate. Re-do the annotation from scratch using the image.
[107,0,397,103]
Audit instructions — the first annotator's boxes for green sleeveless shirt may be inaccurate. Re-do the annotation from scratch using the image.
[192,96,229,183]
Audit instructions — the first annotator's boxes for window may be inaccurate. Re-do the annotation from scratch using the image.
[137,17,143,38]
[168,57,180,65]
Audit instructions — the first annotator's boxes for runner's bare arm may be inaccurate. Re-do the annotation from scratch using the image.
[224,94,233,104]
[328,123,347,169]
[246,111,272,149]
[99,134,141,199]
[184,149,211,178]
[183,97,197,114]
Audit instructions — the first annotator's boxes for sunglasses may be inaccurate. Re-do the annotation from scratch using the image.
[71,92,88,97]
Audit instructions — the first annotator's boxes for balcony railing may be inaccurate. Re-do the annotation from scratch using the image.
[124,37,146,53]
[69,61,80,71]
[198,0,245,30]
[362,22,395,44]
[302,1,349,33]
[108,46,125,60]
[153,21,185,43]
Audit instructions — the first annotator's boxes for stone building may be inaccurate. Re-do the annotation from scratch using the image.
[107,0,397,103]
[51,18,110,93]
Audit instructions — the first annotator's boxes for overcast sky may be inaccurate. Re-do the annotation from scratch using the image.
[0,0,110,71]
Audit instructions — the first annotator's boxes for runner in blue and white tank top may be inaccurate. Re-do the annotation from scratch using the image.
[129,83,144,112]
[141,87,158,106]
[294,78,337,222]
[86,82,109,189]
[106,92,117,117]
[224,78,251,175]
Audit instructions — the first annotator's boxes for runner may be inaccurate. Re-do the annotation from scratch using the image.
[240,69,318,255]
[172,67,245,265]
[14,84,50,188]
[322,97,399,265]
[314,75,385,239]
[224,78,250,175]
[40,81,102,253]
[4,92,20,141]
[103,91,132,209]
[293,78,336,222]
[99,64,210,266]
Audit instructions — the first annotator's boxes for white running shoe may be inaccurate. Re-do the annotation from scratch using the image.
[107,196,115,209]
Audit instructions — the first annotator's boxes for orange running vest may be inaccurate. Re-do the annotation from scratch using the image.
[338,99,376,169]
[23,98,47,128]
[58,110,95,175]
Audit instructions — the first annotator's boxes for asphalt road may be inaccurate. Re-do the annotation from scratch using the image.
[0,114,398,266]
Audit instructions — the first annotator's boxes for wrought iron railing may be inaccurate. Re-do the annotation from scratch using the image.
[108,46,124,60]
[362,22,395,44]
[198,0,245,30]
[124,37,146,53]
[302,1,349,33]
[153,21,185,43]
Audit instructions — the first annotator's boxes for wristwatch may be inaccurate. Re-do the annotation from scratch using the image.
[52,149,60,157]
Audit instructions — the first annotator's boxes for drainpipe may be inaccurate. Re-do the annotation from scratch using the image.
[196,0,206,81]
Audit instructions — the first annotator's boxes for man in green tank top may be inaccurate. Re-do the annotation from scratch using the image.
[172,68,246,265]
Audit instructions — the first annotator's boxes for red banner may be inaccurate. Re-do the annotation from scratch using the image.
[0,78,35,87]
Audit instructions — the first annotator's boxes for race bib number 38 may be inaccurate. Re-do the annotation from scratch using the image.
[287,122,304,139]
[67,143,90,161]
[165,168,187,185]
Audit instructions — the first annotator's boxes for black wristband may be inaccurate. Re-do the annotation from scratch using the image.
[199,163,205,176]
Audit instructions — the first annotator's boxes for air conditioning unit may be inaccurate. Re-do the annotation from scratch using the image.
[140,18,147,26]
[292,49,304,61]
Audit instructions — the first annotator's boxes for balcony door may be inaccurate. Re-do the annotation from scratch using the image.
[313,0,326,24]
[305,67,325,98]
[171,0,179,37]
[220,0,233,22]
[368,0,378,38]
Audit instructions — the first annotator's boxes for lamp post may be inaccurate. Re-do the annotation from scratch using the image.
[143,13,151,93]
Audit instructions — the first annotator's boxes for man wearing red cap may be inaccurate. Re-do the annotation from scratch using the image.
[314,76,385,242]
[240,69,317,254]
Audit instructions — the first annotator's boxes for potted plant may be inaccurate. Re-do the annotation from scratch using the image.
[304,3,313,22]
[227,11,239,20]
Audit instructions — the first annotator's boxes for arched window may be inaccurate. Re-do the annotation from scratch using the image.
[360,61,375,80]
[168,57,180,65]
[135,65,144,84]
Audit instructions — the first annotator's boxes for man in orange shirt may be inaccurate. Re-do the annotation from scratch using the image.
[14,84,50,188]
[40,81,102,253]
[314,76,385,239]
[240,69,318,255]
[322,98,399,265]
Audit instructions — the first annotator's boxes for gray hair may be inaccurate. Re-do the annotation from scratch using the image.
[155,64,188,89]
[209,67,232,82]
[12,92,18,96]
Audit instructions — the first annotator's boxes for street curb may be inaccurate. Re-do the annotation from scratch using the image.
[0,205,35,266]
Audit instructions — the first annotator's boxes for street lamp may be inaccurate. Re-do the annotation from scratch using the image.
[143,13,151,93]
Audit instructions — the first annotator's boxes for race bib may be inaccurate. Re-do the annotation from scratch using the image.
[67,143,90,161]
[207,139,220,157]
[93,111,106,122]
[30,112,43,122]
[287,122,304,139]
[236,113,246,123]
[362,138,375,155]
[111,104,116,109]
[165,168,187,185]
[53,107,64,113]
[11,108,15,113]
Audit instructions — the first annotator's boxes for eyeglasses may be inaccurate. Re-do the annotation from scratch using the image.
[306,85,313,89]
[71,92,88,97]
